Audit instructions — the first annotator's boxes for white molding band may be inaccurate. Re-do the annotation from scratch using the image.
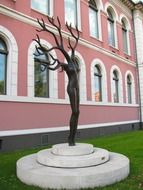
[0,95,139,107]
[0,4,136,67]
[0,120,139,137]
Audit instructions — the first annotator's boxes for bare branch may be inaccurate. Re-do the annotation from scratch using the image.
[47,16,64,48]
[49,53,66,68]
[34,17,80,69]
[37,18,60,46]
[66,23,80,56]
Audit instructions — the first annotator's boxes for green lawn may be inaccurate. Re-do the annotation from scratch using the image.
[0,130,143,190]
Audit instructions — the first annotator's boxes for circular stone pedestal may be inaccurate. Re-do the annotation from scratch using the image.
[52,143,94,156]
[17,143,130,190]
[37,145,109,168]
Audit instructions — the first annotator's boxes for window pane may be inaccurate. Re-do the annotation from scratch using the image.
[0,54,6,94]
[94,66,102,102]
[113,71,119,103]
[34,62,49,97]
[123,30,128,53]
[108,21,115,46]
[31,0,49,15]
[94,75,101,101]
[0,40,7,51]
[89,8,99,38]
[127,75,132,103]
[34,49,49,98]
[65,0,77,26]
[107,9,115,46]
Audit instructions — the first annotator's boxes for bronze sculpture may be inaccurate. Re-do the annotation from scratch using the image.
[34,17,80,146]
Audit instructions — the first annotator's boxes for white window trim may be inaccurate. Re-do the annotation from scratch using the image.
[110,65,123,103]
[64,51,87,102]
[49,0,54,17]
[91,59,108,102]
[120,14,131,55]
[125,71,136,104]
[97,9,102,41]
[0,25,18,96]
[27,40,58,98]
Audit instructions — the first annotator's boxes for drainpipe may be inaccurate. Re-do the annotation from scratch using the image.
[132,9,143,130]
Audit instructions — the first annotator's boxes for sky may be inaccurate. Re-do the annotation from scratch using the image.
[132,0,143,2]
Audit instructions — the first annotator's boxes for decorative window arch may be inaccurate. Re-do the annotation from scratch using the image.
[125,71,136,104]
[65,51,87,102]
[91,59,107,102]
[110,65,123,103]
[0,25,18,96]
[27,40,58,98]
[105,4,118,48]
[120,15,131,55]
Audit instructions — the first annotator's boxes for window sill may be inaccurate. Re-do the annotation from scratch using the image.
[109,45,119,54]
[31,8,49,17]
[124,52,131,60]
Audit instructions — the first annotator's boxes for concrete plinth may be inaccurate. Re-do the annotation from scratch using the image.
[37,147,109,168]
[16,143,130,190]
[52,143,94,156]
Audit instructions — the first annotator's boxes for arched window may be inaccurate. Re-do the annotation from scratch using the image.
[113,70,119,103]
[127,74,132,104]
[34,50,49,97]
[0,38,8,95]
[107,8,115,47]
[89,0,99,39]
[94,65,102,101]
[122,19,128,54]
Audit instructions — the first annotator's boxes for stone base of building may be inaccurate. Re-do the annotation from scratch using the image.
[16,143,129,190]
[0,122,140,152]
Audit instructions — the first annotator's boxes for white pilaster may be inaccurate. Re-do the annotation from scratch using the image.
[133,10,143,121]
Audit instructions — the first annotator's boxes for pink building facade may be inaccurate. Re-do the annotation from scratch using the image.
[0,0,142,151]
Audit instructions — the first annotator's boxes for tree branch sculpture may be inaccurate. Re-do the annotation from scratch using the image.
[34,16,80,146]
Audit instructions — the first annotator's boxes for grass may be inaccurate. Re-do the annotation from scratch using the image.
[0,130,143,190]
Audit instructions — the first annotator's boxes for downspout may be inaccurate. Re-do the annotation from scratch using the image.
[132,9,143,129]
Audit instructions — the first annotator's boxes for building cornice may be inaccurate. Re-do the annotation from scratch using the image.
[121,0,143,12]
[120,0,135,10]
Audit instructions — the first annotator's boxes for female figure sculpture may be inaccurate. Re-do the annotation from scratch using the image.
[34,17,80,146]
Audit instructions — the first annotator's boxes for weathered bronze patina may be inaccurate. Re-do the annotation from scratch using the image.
[34,17,80,146]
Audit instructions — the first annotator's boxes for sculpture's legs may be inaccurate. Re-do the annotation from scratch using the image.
[68,111,79,146]
[67,88,80,146]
